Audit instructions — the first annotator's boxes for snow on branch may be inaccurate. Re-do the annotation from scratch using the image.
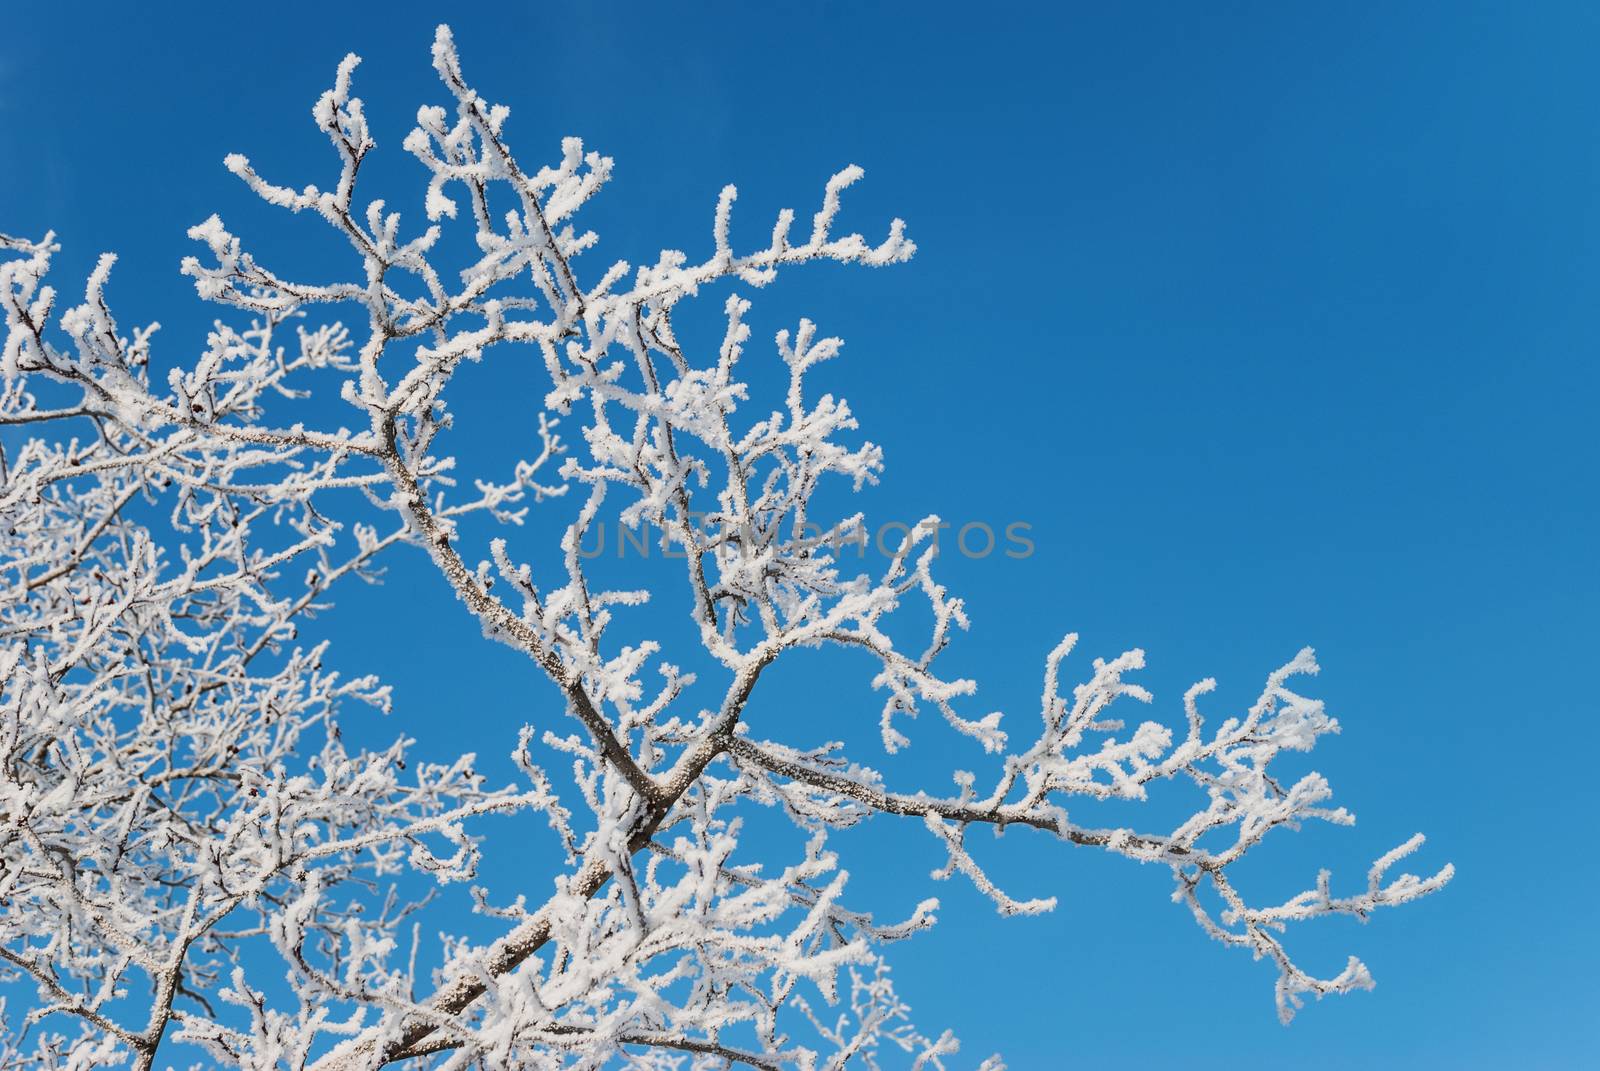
[0,23,1447,1071]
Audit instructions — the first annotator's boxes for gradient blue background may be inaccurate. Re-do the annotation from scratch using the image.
[4,3,1596,1067]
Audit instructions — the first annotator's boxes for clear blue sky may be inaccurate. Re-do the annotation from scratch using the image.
[4,2,1596,1067]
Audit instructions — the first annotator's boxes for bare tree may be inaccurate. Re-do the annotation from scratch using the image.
[0,26,1451,1071]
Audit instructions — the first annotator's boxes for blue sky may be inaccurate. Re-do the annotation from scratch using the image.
[4,2,1597,1067]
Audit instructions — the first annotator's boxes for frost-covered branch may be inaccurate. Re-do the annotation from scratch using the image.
[0,24,1448,1071]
